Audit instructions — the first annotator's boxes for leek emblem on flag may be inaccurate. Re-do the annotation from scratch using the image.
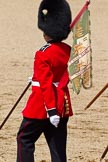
[68,1,92,94]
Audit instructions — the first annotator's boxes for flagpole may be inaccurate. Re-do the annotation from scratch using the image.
[70,0,90,29]
[100,145,108,161]
[0,82,31,130]
[84,83,108,110]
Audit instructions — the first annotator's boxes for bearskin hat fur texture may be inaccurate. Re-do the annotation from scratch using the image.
[38,0,72,41]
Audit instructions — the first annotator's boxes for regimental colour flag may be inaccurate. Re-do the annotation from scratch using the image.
[68,1,92,94]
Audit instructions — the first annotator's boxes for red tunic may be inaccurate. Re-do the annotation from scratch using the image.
[22,42,73,119]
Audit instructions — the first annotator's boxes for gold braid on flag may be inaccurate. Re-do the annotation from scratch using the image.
[68,1,92,94]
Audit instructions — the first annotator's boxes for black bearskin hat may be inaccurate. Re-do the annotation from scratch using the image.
[38,0,72,41]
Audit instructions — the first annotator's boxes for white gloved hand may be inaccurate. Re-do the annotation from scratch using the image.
[49,115,60,128]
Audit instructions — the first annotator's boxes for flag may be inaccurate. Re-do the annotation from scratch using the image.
[68,1,92,94]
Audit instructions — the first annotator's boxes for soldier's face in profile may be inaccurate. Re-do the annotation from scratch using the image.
[43,33,52,42]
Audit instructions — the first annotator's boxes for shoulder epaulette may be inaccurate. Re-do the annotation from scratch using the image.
[39,43,51,52]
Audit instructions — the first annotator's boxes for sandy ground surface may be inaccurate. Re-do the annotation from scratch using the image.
[0,0,108,162]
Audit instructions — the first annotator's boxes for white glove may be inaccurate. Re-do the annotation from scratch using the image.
[28,76,32,83]
[49,115,60,128]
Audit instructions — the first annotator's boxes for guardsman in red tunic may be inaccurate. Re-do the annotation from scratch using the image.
[16,0,73,162]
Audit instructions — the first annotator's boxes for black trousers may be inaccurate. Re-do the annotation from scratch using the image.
[16,117,68,162]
